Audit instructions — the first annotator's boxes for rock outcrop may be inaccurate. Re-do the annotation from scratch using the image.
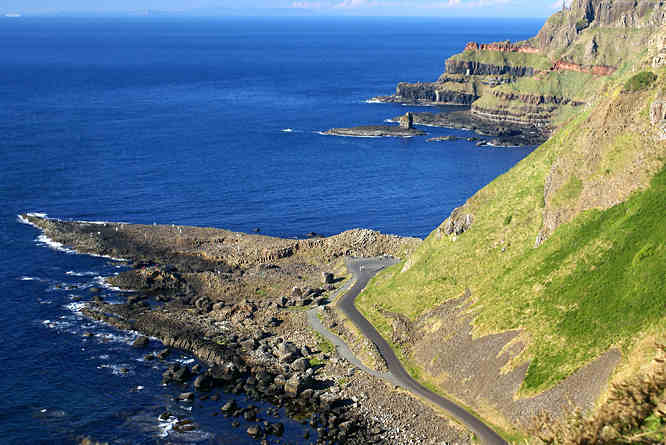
[370,0,666,142]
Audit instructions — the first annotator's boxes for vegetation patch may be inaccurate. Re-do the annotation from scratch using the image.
[624,71,658,92]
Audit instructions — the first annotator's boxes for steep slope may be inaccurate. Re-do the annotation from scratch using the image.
[377,0,666,139]
[356,13,666,438]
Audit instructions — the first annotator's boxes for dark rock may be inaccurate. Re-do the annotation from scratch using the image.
[278,342,301,363]
[267,422,285,436]
[178,392,195,402]
[247,425,262,439]
[221,400,237,413]
[292,357,310,372]
[194,374,214,391]
[163,364,192,384]
[284,373,311,397]
[156,348,171,360]
[322,272,335,284]
[243,407,257,421]
[131,336,149,348]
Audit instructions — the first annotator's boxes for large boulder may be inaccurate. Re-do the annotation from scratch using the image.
[443,206,474,236]
[277,342,301,363]
[284,373,312,397]
[194,374,214,391]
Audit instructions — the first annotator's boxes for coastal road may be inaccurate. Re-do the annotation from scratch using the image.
[332,256,508,445]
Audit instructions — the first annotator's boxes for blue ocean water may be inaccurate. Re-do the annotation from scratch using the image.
[0,16,543,444]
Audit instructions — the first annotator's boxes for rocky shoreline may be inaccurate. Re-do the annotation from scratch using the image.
[322,126,425,138]
[23,214,471,445]
[386,108,547,146]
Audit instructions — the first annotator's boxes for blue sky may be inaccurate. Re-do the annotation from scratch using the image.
[1,0,564,17]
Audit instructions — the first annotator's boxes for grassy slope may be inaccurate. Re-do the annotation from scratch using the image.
[357,66,666,396]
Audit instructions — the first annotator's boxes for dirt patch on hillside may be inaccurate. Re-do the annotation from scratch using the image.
[408,294,621,431]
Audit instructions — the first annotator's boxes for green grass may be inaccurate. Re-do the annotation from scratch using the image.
[357,81,665,394]
[313,331,335,355]
[497,70,601,101]
[521,168,666,391]
[624,71,658,92]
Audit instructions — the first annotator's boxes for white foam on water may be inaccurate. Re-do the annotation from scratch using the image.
[136,385,144,391]
[97,363,132,376]
[37,234,77,254]
[89,252,128,262]
[98,354,110,360]
[42,319,74,330]
[66,271,98,277]
[281,128,294,133]
[175,357,195,365]
[158,415,179,438]
[19,276,41,281]
[64,302,87,314]
[93,275,127,292]
[364,98,383,104]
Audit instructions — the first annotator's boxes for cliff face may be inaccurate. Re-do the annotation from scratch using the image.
[380,0,666,133]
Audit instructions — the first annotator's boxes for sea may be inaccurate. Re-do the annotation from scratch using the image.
[0,16,543,444]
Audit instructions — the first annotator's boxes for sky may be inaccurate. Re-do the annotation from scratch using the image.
[0,0,566,18]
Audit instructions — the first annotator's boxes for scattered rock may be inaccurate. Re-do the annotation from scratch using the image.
[247,425,263,439]
[194,374,214,391]
[178,392,195,402]
[131,336,149,348]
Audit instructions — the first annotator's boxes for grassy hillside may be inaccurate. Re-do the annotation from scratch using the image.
[356,55,665,429]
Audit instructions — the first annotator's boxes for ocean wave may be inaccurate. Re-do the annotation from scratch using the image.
[158,415,180,438]
[19,276,43,281]
[66,271,98,277]
[97,363,132,376]
[64,301,88,314]
[36,234,77,254]
[93,275,127,292]
[281,128,294,133]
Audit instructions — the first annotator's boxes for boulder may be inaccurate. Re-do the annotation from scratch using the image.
[277,342,301,363]
[247,425,263,439]
[178,392,194,402]
[292,357,310,372]
[221,400,237,413]
[194,374,214,391]
[267,422,285,437]
[131,336,149,348]
[443,206,474,236]
[321,272,335,284]
[284,374,312,397]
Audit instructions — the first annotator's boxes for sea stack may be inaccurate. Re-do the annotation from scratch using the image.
[399,112,414,129]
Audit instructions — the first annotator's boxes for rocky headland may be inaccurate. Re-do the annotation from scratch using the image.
[323,112,425,138]
[22,214,474,445]
[370,0,666,146]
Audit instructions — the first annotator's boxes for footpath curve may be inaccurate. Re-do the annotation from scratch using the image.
[310,256,508,445]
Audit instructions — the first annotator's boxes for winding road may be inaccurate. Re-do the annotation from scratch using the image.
[307,256,508,445]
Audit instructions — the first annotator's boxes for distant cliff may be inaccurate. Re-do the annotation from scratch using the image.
[380,0,666,133]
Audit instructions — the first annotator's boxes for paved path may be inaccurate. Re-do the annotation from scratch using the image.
[307,256,508,445]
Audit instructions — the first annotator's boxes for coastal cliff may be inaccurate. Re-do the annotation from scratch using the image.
[374,0,666,140]
[360,2,666,442]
